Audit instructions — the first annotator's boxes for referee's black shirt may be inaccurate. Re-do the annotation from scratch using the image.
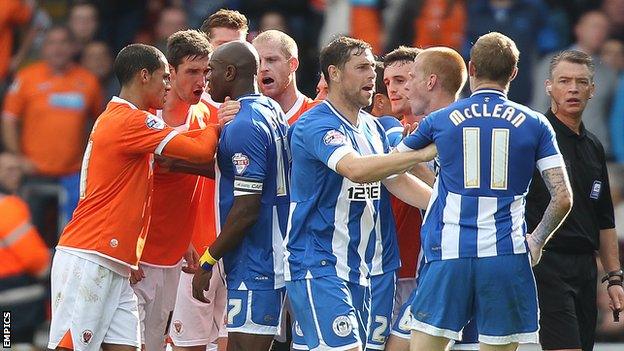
[525,109,615,254]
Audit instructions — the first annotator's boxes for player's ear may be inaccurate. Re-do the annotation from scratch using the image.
[224,64,236,82]
[468,61,477,78]
[328,65,340,84]
[428,74,437,91]
[288,56,299,73]
[509,66,518,82]
[139,68,150,84]
[545,80,552,96]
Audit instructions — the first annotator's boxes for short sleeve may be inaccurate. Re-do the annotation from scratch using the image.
[122,112,179,154]
[306,119,354,172]
[535,114,563,172]
[225,118,270,196]
[396,115,434,152]
[377,116,403,148]
[2,74,26,119]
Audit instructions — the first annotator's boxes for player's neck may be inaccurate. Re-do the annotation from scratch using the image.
[163,92,191,127]
[553,108,583,134]
[119,86,149,111]
[427,94,455,115]
[471,81,507,94]
[230,80,259,100]
[327,90,360,126]
[274,81,299,114]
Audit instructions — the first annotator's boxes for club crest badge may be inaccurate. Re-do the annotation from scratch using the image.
[173,320,183,334]
[332,315,353,337]
[81,330,93,344]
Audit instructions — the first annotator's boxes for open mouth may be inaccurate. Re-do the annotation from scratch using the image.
[261,77,275,86]
[566,98,581,104]
[193,89,203,97]
[362,85,374,93]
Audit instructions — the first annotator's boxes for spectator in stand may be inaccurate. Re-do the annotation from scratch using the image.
[350,0,383,54]
[464,0,553,105]
[413,0,466,51]
[258,11,289,33]
[601,39,624,73]
[153,7,188,53]
[532,10,618,157]
[0,0,35,92]
[0,152,51,349]
[67,2,99,56]
[81,41,119,107]
[603,0,624,42]
[1,26,102,245]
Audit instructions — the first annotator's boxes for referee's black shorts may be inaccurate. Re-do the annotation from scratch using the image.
[533,250,597,351]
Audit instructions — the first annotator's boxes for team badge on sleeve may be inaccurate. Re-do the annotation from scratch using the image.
[145,114,166,130]
[323,129,347,146]
[232,153,250,175]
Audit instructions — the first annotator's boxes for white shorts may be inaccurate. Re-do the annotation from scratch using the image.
[169,261,227,347]
[48,250,140,351]
[131,262,181,351]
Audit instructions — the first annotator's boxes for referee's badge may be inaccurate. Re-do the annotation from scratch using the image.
[590,180,602,200]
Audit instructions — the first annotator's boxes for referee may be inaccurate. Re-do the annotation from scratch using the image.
[526,49,624,351]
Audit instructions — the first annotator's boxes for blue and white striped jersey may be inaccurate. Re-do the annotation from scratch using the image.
[397,89,563,262]
[216,94,290,290]
[285,101,398,286]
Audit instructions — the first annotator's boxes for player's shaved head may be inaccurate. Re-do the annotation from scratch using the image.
[416,47,467,96]
[208,41,259,102]
[114,43,166,86]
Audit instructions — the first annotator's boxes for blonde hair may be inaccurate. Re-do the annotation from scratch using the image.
[418,47,467,96]
[252,30,298,59]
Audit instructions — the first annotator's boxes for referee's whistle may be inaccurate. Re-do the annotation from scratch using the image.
[614,310,620,322]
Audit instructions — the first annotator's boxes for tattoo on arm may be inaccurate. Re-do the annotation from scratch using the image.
[531,166,573,245]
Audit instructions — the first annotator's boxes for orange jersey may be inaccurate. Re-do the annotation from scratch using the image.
[140,102,213,266]
[413,0,466,51]
[0,0,32,79]
[285,92,319,125]
[0,194,50,278]
[57,97,219,268]
[191,92,221,251]
[3,62,102,175]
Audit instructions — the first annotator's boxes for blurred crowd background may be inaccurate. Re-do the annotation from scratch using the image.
[0,0,623,347]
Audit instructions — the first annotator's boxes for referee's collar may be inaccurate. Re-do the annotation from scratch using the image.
[545,109,587,139]
[470,89,507,98]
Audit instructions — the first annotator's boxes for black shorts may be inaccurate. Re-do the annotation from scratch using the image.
[533,250,597,351]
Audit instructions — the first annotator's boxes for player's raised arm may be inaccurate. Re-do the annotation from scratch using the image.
[156,124,219,163]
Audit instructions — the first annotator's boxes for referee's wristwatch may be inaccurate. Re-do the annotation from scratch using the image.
[601,269,624,288]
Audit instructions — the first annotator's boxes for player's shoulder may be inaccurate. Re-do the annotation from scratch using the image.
[377,115,402,130]
[298,101,339,125]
